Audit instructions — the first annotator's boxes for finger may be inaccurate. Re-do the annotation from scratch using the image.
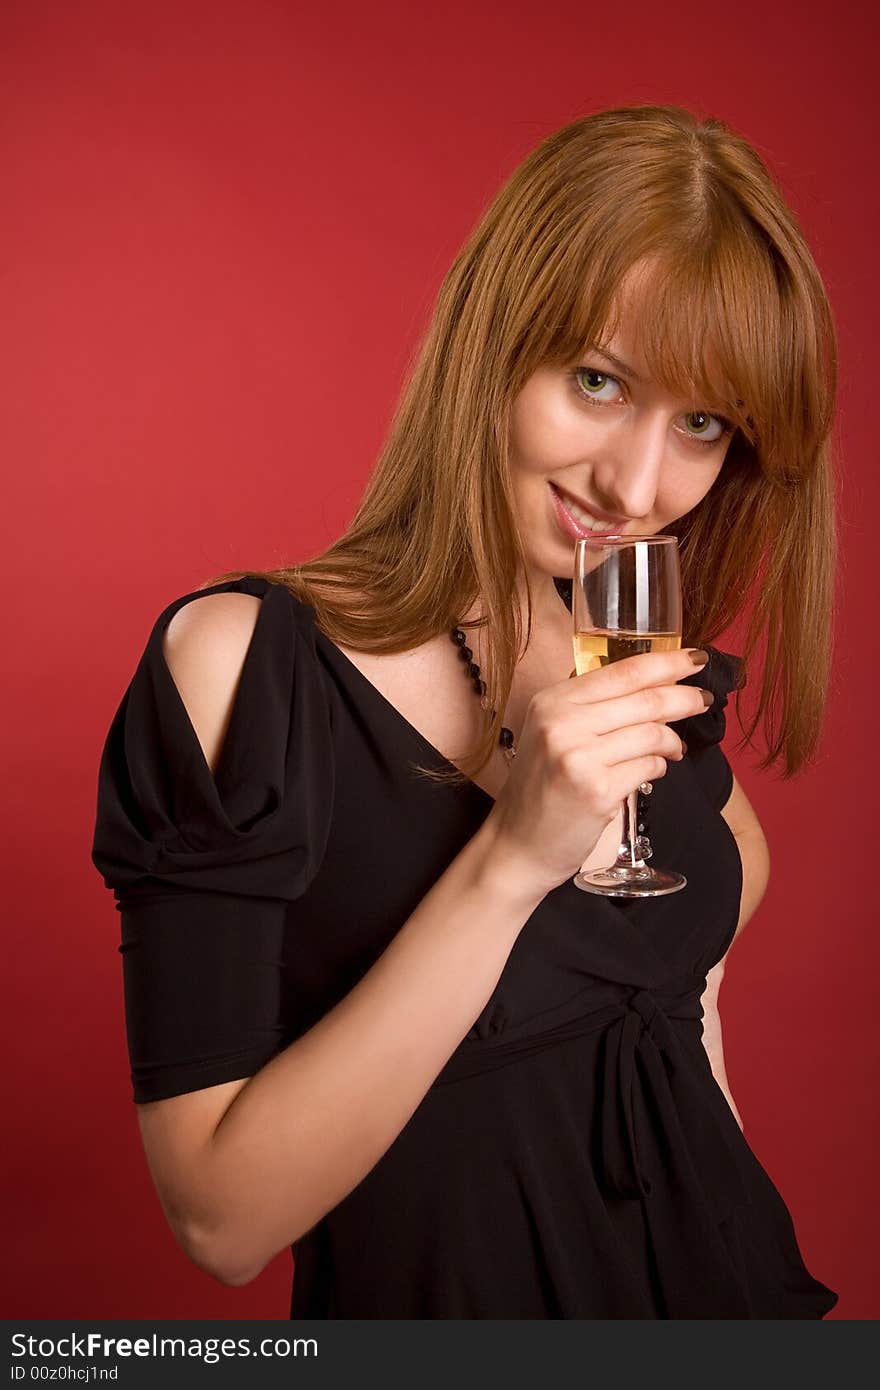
[584,682,713,736]
[564,648,709,704]
[606,756,670,801]
[597,722,687,767]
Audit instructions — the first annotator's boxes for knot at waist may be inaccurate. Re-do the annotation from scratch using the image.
[431,981,748,1224]
[600,986,685,1199]
[432,982,703,1088]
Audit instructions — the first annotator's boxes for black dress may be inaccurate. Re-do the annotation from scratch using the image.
[90,575,838,1319]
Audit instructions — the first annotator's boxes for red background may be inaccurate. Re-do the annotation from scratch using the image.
[3,0,875,1319]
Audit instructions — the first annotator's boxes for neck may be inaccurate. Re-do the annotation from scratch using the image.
[459,574,573,668]
[517,571,574,629]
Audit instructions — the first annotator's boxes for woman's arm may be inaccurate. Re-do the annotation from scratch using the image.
[141,825,542,1290]
[136,600,549,1289]
[700,773,771,1128]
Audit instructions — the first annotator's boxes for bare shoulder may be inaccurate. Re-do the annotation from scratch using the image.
[164,590,263,653]
[162,591,263,774]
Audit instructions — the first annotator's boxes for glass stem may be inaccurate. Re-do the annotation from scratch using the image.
[615,788,645,869]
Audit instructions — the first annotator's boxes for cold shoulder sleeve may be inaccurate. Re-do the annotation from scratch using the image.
[670,646,745,812]
[90,575,335,1103]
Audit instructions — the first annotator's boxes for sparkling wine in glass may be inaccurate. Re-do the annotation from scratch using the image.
[572,534,687,898]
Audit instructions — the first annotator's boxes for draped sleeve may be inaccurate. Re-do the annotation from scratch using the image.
[90,575,335,1103]
[670,646,745,812]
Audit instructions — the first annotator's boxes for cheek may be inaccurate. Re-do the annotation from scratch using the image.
[658,460,725,518]
[510,389,584,475]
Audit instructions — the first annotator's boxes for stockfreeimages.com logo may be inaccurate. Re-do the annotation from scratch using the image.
[10,1332,317,1366]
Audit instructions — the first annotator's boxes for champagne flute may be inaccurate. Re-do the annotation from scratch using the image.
[571,535,687,897]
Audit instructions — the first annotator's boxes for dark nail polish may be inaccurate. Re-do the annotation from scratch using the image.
[688,649,709,666]
[701,689,715,707]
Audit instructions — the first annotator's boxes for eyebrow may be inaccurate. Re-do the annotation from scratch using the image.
[587,346,647,386]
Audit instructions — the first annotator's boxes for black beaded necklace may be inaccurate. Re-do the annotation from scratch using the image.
[447,576,652,844]
[449,624,517,761]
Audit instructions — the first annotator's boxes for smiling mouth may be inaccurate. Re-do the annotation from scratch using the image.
[549,483,629,534]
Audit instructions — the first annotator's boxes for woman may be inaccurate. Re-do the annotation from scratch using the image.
[91,105,838,1317]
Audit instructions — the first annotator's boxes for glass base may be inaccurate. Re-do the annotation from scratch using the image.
[573,863,687,898]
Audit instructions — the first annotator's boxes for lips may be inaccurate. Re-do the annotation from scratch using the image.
[550,483,628,528]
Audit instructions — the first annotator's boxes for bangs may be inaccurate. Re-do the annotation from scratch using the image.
[596,244,779,445]
[539,222,826,475]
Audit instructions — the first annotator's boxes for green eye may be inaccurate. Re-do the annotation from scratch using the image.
[682,411,726,444]
[573,368,620,402]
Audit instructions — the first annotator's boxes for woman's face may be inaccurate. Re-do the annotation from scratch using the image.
[507,277,735,589]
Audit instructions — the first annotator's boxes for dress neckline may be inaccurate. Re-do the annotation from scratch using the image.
[312,626,498,807]
[298,575,578,811]
[302,600,705,931]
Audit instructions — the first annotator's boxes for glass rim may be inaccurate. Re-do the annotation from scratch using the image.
[574,533,679,547]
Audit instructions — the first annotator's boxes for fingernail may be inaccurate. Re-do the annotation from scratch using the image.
[687,649,709,666]
[701,689,715,707]
[681,740,688,756]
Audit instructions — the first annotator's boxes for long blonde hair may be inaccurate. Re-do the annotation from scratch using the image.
[208,104,838,784]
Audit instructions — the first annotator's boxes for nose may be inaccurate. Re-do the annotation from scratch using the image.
[591,412,667,521]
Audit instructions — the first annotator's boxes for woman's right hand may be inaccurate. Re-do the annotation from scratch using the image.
[484,648,715,897]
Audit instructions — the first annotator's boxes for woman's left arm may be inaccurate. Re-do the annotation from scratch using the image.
[701,772,772,1130]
